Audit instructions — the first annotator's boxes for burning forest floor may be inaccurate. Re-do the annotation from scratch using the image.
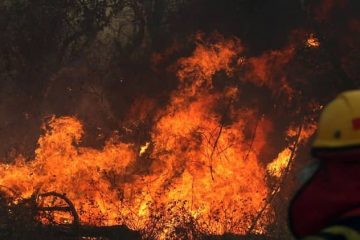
[0,190,268,240]
[0,0,360,239]
[0,191,270,240]
[0,35,317,239]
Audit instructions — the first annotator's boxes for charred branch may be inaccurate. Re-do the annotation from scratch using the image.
[247,124,303,234]
[0,190,140,240]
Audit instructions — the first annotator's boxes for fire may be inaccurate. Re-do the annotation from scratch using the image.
[267,148,293,178]
[0,33,317,238]
[0,116,136,225]
[176,33,242,96]
[306,34,321,48]
[267,124,317,178]
[139,142,150,156]
[242,44,297,101]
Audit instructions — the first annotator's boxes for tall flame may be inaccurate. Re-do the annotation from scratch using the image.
[0,33,316,238]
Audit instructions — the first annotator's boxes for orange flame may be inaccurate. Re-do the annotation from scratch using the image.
[306,34,321,48]
[267,124,317,178]
[0,34,316,238]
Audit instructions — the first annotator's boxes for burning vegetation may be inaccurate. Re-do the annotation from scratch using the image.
[0,33,317,239]
[0,0,359,239]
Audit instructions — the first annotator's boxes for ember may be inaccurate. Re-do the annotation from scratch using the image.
[306,34,321,48]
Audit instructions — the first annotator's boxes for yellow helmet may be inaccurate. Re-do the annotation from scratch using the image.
[313,90,360,151]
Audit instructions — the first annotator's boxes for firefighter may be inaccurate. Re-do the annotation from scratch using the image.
[290,90,360,240]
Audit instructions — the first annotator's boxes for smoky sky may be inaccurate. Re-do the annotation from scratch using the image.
[167,0,306,54]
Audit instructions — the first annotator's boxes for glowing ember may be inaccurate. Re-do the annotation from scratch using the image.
[306,34,321,48]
